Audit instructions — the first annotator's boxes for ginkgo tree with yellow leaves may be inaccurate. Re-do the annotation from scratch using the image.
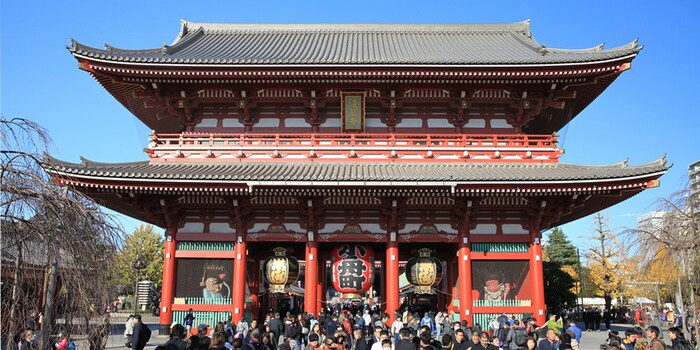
[587,212,637,310]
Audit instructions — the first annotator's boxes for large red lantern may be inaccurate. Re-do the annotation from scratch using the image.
[405,248,443,294]
[332,244,374,298]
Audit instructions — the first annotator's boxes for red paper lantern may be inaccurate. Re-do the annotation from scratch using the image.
[331,244,374,298]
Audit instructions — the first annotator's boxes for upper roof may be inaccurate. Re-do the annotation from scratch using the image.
[69,20,641,66]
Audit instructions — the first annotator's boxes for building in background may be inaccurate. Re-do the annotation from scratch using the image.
[689,160,700,214]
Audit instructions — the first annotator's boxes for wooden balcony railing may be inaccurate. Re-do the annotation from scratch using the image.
[146,133,562,162]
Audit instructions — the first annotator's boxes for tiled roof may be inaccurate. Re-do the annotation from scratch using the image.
[68,20,640,66]
[45,156,669,184]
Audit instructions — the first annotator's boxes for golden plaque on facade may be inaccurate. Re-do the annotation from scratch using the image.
[340,91,365,132]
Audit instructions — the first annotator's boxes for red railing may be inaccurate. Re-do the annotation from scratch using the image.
[146,133,561,162]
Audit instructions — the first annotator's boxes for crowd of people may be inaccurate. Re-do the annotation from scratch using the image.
[149,307,638,350]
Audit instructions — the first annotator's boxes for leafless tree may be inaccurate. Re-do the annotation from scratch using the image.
[2,117,123,350]
[629,182,699,327]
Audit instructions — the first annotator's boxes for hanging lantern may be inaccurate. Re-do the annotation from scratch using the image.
[331,244,374,299]
[263,247,299,294]
[405,248,443,294]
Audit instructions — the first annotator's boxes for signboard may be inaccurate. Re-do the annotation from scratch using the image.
[340,91,365,132]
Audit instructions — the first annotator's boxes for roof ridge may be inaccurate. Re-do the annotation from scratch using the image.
[179,20,533,33]
[558,156,670,169]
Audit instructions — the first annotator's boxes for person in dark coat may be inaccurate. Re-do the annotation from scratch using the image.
[396,328,417,350]
[270,313,284,347]
[353,329,370,350]
[131,315,152,350]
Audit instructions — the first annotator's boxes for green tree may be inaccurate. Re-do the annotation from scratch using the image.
[111,224,164,291]
[543,261,577,314]
[544,227,579,267]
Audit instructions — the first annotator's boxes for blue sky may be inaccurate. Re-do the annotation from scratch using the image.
[2,0,698,252]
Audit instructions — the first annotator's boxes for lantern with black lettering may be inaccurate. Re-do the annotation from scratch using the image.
[263,247,299,294]
[405,248,443,294]
[332,244,374,298]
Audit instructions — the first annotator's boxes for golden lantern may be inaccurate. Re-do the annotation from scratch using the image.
[405,248,443,294]
[263,247,299,294]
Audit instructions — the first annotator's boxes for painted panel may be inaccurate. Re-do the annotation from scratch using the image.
[464,119,486,128]
[222,118,244,128]
[489,119,512,129]
[502,224,528,234]
[195,118,218,128]
[319,223,345,234]
[434,224,457,234]
[209,223,235,234]
[470,224,497,234]
[365,118,385,128]
[251,223,272,232]
[255,118,281,128]
[471,260,532,304]
[175,258,233,299]
[284,223,305,233]
[395,118,423,128]
[180,222,205,233]
[399,223,422,234]
[361,224,383,233]
[285,118,309,127]
[427,119,454,128]
[320,118,342,128]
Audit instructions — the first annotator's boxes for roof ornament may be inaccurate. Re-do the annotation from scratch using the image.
[539,44,548,56]
[596,43,605,52]
[104,44,112,54]
[69,38,77,51]
[633,38,639,48]
[161,43,169,55]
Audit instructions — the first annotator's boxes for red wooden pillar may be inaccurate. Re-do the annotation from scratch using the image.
[316,253,324,314]
[457,234,472,325]
[159,226,177,335]
[232,235,247,323]
[385,241,399,324]
[304,241,319,316]
[531,236,545,323]
[249,257,261,320]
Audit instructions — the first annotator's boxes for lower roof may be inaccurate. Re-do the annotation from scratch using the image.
[45,156,669,185]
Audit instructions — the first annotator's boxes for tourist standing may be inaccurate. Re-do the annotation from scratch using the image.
[131,315,152,350]
[645,327,664,350]
[125,315,135,348]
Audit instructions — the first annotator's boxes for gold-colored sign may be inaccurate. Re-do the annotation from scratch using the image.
[341,92,365,132]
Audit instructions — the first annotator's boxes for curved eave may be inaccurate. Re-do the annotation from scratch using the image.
[43,155,670,189]
[69,51,639,69]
